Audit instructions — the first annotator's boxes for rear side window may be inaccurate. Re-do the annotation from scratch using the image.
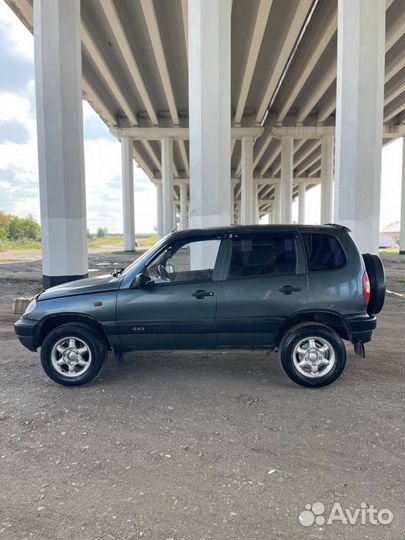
[302,233,346,271]
[228,234,297,279]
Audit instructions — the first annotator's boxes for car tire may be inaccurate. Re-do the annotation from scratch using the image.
[280,322,346,388]
[41,323,107,386]
[362,253,386,315]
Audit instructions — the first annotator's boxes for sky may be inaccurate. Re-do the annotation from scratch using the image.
[0,1,403,234]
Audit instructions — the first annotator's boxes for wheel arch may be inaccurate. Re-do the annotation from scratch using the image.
[34,313,112,350]
[276,310,351,346]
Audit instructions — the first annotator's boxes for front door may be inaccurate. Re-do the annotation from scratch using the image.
[117,237,223,350]
[217,233,308,348]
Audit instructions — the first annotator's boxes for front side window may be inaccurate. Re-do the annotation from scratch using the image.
[302,233,346,271]
[228,234,297,279]
[144,238,221,284]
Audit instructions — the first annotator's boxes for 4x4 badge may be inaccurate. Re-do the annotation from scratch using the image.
[131,326,145,333]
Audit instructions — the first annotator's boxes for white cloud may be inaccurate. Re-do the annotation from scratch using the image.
[0,1,34,60]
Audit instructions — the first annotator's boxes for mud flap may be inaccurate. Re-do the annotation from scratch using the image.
[112,347,125,367]
[354,341,365,358]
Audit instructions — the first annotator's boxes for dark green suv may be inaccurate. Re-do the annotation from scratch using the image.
[15,225,385,388]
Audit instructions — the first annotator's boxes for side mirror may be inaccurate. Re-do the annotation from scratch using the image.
[135,272,152,289]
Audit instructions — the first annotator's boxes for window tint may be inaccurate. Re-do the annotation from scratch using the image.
[145,238,221,284]
[302,233,346,271]
[228,234,296,279]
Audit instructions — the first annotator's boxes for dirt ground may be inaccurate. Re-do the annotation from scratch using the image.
[0,255,404,540]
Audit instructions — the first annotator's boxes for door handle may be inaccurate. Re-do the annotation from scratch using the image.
[192,289,214,299]
[279,285,302,295]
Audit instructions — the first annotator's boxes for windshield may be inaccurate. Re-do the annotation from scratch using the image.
[121,235,170,277]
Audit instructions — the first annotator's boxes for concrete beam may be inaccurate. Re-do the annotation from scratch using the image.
[272,125,335,139]
[255,0,313,123]
[256,176,318,185]
[180,0,188,63]
[140,0,179,125]
[82,23,137,125]
[99,0,158,125]
[235,0,273,124]
[296,62,337,124]
[277,9,337,122]
[384,93,405,123]
[110,126,264,140]
[383,124,405,137]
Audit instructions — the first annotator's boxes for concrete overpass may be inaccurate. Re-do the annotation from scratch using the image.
[6,0,405,286]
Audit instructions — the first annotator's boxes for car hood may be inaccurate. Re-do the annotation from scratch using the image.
[38,274,122,301]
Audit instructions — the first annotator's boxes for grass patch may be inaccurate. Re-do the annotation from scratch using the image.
[379,248,400,256]
[0,238,41,252]
[88,235,124,251]
[0,234,158,258]
[88,234,158,253]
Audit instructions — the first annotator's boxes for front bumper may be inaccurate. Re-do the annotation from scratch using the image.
[14,318,38,351]
[344,314,377,343]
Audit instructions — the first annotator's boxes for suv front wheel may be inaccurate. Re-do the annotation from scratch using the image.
[41,323,107,386]
[280,323,346,388]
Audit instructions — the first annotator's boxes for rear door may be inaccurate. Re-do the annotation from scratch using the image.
[216,232,308,348]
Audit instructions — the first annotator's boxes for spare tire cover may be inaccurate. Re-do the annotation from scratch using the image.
[362,253,386,315]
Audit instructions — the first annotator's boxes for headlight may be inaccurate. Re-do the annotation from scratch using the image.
[23,299,37,317]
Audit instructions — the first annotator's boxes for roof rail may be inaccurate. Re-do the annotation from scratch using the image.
[324,223,351,232]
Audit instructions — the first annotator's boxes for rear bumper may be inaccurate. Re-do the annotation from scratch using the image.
[14,318,38,351]
[344,314,377,343]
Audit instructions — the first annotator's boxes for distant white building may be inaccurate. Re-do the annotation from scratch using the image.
[381,222,401,245]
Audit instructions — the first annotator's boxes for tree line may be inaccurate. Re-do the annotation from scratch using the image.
[0,211,41,243]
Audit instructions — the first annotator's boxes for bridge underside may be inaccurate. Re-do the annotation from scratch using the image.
[6,0,405,285]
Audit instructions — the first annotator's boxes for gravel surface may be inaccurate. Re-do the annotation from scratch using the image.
[0,255,404,539]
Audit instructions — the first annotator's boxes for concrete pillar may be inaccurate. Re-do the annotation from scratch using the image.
[400,137,405,254]
[255,183,260,224]
[34,0,87,288]
[280,136,294,223]
[188,0,232,228]
[230,183,235,225]
[121,137,135,251]
[320,134,334,224]
[241,136,255,224]
[298,183,306,224]
[156,182,163,239]
[161,137,174,235]
[179,183,188,230]
[334,0,385,253]
[273,184,281,224]
[234,204,240,225]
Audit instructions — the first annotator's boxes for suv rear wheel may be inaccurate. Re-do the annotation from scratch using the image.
[41,323,107,386]
[280,323,346,388]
